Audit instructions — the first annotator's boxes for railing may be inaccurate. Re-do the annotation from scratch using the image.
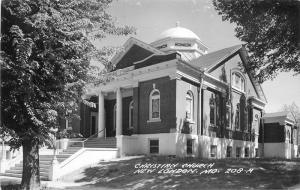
[68,128,106,148]
[51,128,106,168]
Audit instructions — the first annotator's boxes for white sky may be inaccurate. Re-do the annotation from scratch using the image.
[96,0,300,113]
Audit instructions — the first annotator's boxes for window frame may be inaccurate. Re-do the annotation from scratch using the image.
[129,100,134,129]
[149,89,161,122]
[286,129,291,143]
[255,148,259,157]
[185,91,194,121]
[245,147,249,158]
[186,139,194,155]
[232,72,246,93]
[235,103,241,131]
[149,139,159,154]
[226,146,232,158]
[236,147,241,158]
[293,129,297,144]
[210,145,217,158]
[209,94,217,126]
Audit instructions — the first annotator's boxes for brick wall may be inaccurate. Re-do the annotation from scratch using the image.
[259,123,285,143]
[137,77,176,134]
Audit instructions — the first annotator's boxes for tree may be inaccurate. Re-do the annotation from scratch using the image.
[1,0,134,189]
[281,102,300,145]
[213,0,300,83]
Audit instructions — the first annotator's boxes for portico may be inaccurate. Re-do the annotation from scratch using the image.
[84,77,136,138]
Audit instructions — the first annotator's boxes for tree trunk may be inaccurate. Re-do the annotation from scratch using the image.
[20,138,40,190]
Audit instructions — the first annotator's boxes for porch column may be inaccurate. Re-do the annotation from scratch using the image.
[98,92,105,137]
[0,141,6,172]
[116,88,122,136]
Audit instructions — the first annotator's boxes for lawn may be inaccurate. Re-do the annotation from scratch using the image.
[56,156,300,190]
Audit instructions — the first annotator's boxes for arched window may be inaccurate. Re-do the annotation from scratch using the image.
[129,101,134,129]
[235,103,240,130]
[232,72,245,92]
[209,94,217,125]
[149,90,160,120]
[287,130,291,143]
[186,91,193,120]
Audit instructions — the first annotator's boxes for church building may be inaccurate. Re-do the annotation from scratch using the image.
[3,23,300,182]
[77,23,296,159]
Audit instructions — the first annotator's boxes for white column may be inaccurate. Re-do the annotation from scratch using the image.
[0,141,7,172]
[98,92,105,137]
[116,88,122,136]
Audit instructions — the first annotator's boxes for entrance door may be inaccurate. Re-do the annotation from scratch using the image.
[90,112,98,136]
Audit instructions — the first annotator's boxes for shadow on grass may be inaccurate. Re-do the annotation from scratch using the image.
[68,157,300,190]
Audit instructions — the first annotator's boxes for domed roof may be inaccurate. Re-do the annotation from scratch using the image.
[157,22,200,41]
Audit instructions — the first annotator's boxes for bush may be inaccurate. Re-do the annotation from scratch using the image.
[1,184,20,190]
[56,130,83,139]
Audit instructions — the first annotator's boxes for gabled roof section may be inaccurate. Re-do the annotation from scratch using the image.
[239,47,268,103]
[189,44,267,103]
[263,111,295,125]
[190,44,242,71]
[134,52,180,69]
[263,111,290,118]
[111,37,165,69]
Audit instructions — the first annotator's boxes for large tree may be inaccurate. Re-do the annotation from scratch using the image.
[1,0,134,189]
[213,0,300,83]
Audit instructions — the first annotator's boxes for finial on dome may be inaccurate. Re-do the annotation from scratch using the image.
[176,21,180,27]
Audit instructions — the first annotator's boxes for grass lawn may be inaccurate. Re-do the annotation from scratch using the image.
[55,156,300,190]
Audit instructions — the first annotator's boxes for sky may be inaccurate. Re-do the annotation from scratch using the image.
[98,0,300,113]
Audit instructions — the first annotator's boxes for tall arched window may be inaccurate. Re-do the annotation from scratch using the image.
[186,91,193,120]
[232,72,245,92]
[129,101,134,129]
[209,94,216,125]
[149,90,160,120]
[235,103,240,130]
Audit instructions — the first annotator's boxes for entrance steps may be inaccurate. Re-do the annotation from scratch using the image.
[0,137,117,180]
[71,137,117,148]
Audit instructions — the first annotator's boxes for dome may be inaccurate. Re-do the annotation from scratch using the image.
[157,23,200,41]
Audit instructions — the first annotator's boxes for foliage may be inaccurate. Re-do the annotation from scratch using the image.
[281,102,300,126]
[280,102,300,145]
[213,0,300,83]
[1,0,134,148]
[1,0,135,188]
[56,129,83,139]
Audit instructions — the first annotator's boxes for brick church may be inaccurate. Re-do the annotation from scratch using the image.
[73,23,298,159]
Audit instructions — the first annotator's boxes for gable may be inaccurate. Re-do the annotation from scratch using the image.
[115,44,154,70]
[189,44,242,70]
[112,37,165,70]
[208,53,266,102]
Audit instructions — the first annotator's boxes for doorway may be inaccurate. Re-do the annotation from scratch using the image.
[90,112,98,136]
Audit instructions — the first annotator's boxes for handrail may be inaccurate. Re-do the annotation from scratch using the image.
[68,128,106,148]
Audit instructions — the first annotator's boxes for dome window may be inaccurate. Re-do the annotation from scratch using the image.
[156,44,167,49]
[175,42,191,47]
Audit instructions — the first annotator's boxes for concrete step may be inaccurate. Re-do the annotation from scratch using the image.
[40,154,71,158]
[39,157,69,161]
[5,169,49,177]
[2,172,48,180]
[84,145,116,147]
[86,139,116,141]
[83,145,117,148]
[11,166,49,173]
[84,141,116,144]
[17,163,52,168]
